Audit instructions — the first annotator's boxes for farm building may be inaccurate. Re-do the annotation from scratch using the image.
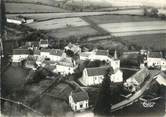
[124,68,150,92]
[69,91,89,112]
[80,65,123,86]
[80,52,94,61]
[12,48,30,62]
[24,59,37,70]
[7,16,34,25]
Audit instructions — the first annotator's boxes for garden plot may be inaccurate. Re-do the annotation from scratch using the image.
[26,17,89,30]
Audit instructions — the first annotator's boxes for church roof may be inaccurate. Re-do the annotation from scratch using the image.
[86,66,110,76]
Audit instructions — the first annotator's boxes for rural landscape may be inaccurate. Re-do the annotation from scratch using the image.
[1,0,166,117]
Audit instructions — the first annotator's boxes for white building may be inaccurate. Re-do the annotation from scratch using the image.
[49,49,63,61]
[39,39,48,48]
[80,52,94,61]
[7,16,34,25]
[53,57,77,75]
[40,48,51,58]
[147,51,165,68]
[69,91,89,112]
[89,49,111,62]
[12,49,30,62]
[80,66,123,86]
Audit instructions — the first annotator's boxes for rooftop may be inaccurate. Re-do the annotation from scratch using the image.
[71,91,89,102]
[148,51,163,58]
[13,49,30,55]
[50,49,63,56]
[95,49,109,56]
[86,66,110,76]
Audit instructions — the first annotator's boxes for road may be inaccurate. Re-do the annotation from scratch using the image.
[111,70,160,112]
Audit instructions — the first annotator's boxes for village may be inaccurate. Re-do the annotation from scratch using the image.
[1,0,166,116]
[8,38,166,113]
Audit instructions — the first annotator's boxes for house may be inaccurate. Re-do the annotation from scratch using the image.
[155,72,166,86]
[81,66,123,86]
[69,91,89,112]
[80,52,93,61]
[65,43,81,55]
[147,51,163,68]
[89,49,111,61]
[40,48,51,58]
[124,68,149,92]
[25,41,39,49]
[12,49,30,62]
[49,49,63,61]
[39,39,48,48]
[53,57,77,75]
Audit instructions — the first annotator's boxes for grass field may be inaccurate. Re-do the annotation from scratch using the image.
[48,26,98,39]
[99,21,166,36]
[87,15,161,24]
[5,3,67,13]
[26,17,89,30]
[121,33,166,50]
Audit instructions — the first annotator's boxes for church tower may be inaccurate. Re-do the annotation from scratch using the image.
[111,50,120,70]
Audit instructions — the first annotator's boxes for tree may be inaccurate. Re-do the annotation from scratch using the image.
[94,68,113,115]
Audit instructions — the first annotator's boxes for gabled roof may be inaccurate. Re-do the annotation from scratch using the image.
[130,68,149,84]
[149,70,161,78]
[13,49,30,55]
[96,49,109,56]
[148,52,162,58]
[50,49,63,56]
[86,66,110,76]
[71,91,89,102]
[40,39,48,44]
[40,48,51,53]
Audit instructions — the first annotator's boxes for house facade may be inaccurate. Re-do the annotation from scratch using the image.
[81,66,123,86]
[39,39,48,48]
[69,91,89,112]
[147,52,164,68]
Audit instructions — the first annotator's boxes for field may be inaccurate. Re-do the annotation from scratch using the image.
[48,26,98,39]
[99,21,166,36]
[26,17,89,30]
[5,3,67,13]
[87,14,160,24]
[121,33,166,50]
